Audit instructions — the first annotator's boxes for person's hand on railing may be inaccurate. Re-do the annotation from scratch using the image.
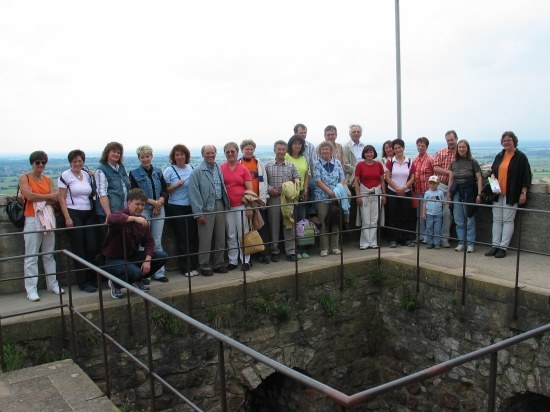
[196,215,206,225]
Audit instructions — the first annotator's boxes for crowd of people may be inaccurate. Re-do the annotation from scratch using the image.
[18,126,531,301]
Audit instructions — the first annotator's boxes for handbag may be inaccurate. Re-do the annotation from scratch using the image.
[480,183,498,205]
[241,219,265,255]
[6,185,26,229]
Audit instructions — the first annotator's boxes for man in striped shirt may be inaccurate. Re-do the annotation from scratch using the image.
[433,130,458,248]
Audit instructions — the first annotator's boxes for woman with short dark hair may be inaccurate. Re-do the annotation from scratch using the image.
[485,131,532,258]
[20,151,63,302]
[58,149,98,292]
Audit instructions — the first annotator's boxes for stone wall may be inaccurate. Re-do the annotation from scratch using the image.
[3,259,550,411]
[1,183,549,295]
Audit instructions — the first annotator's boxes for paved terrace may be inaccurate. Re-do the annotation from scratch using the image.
[1,243,549,411]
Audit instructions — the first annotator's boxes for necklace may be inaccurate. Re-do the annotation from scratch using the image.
[32,174,43,183]
[72,170,83,180]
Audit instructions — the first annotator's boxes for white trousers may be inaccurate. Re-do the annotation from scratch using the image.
[359,185,380,248]
[142,207,166,277]
[23,217,59,295]
[491,195,517,250]
[226,205,250,265]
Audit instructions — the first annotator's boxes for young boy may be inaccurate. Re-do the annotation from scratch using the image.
[422,176,445,249]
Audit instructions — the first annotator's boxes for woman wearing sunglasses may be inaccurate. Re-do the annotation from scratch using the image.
[19,151,64,302]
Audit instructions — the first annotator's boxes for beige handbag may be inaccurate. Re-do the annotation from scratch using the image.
[241,219,265,255]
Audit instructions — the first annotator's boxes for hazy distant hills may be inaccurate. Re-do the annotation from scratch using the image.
[1,141,549,195]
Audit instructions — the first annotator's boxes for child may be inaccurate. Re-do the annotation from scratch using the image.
[422,176,445,249]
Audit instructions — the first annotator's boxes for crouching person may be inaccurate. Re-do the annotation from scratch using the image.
[101,188,168,299]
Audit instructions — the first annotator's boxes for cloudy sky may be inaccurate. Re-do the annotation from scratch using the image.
[1,0,549,156]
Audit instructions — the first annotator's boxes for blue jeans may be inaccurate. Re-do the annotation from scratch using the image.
[106,251,168,286]
[453,192,476,246]
[425,213,442,246]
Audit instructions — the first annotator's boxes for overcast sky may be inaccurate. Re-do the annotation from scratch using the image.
[1,0,549,157]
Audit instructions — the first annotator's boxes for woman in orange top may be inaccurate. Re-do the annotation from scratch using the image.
[19,151,64,302]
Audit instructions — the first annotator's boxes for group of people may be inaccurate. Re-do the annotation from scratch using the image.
[18,126,531,302]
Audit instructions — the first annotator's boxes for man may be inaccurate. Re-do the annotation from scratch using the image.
[324,125,356,230]
[344,125,364,230]
[102,188,168,299]
[433,130,458,248]
[324,125,356,185]
[343,124,365,163]
[412,137,434,243]
[265,140,301,262]
[294,124,318,217]
[189,145,230,276]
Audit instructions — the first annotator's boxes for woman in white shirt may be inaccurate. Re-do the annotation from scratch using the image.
[58,149,98,293]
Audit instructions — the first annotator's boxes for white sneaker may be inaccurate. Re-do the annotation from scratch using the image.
[185,269,200,277]
[467,245,474,253]
[320,250,328,257]
[332,249,341,255]
[49,286,65,295]
[27,292,40,302]
[455,244,464,252]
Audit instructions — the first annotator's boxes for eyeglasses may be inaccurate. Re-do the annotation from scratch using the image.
[34,160,47,165]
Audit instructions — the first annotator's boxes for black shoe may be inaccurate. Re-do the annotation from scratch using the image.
[241,263,251,271]
[227,264,238,271]
[287,254,297,262]
[494,249,507,258]
[141,278,151,286]
[485,247,499,256]
[214,266,228,274]
[154,276,169,283]
[83,284,97,293]
[258,255,270,264]
[132,280,150,292]
[271,254,280,262]
[201,269,214,276]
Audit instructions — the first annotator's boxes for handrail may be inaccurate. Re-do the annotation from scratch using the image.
[2,197,550,410]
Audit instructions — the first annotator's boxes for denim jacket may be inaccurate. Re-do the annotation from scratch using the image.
[130,165,164,210]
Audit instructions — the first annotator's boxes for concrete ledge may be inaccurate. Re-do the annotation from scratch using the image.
[0,359,117,411]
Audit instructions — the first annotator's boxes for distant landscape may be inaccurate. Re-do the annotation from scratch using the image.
[1,140,549,196]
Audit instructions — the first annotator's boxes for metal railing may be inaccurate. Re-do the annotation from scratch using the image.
[1,195,550,410]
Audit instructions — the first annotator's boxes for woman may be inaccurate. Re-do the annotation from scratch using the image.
[95,142,130,219]
[221,142,253,271]
[20,151,63,302]
[314,141,347,257]
[447,140,483,253]
[381,140,395,168]
[485,131,532,259]
[163,144,199,276]
[354,145,386,250]
[239,139,270,264]
[285,135,310,258]
[379,140,394,229]
[129,145,169,283]
[385,138,416,248]
[58,149,97,292]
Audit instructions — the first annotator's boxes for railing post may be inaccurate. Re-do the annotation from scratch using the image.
[121,231,134,336]
[461,202,467,306]
[66,253,77,358]
[513,209,523,321]
[0,315,4,372]
[292,204,300,301]
[338,198,345,292]
[183,212,194,316]
[240,208,248,311]
[488,351,497,412]
[218,340,228,412]
[143,300,157,412]
[97,272,111,399]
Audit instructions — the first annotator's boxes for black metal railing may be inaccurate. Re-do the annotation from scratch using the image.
[1,195,550,410]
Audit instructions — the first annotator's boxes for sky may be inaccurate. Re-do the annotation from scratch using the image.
[1,0,549,157]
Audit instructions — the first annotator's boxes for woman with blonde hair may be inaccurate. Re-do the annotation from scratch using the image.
[129,145,169,282]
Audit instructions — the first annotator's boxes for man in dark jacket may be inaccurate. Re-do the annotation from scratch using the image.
[102,188,168,298]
